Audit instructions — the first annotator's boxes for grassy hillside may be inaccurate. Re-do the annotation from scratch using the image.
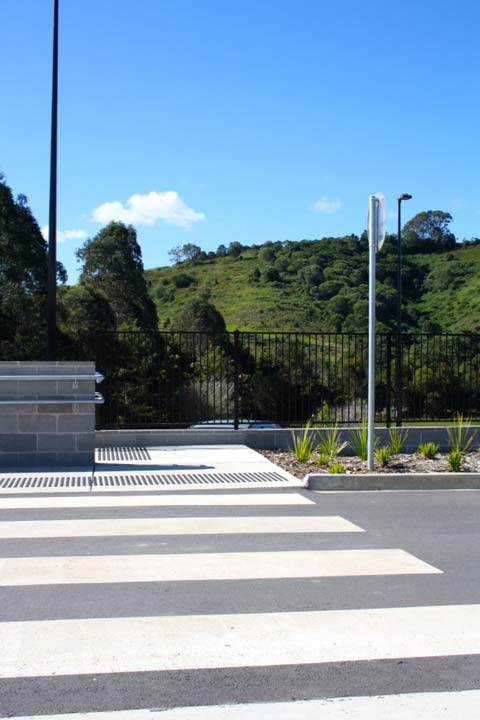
[416,244,480,332]
[145,238,480,333]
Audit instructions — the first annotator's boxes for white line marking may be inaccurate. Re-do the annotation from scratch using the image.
[1,604,477,678]
[7,689,480,719]
[0,492,314,509]
[0,480,304,494]
[0,549,441,586]
[0,515,363,538]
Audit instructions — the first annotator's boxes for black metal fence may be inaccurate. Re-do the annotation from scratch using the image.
[94,331,480,429]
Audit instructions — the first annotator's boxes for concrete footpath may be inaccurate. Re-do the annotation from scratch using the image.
[0,445,303,491]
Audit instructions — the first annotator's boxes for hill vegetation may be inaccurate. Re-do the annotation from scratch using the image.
[147,222,480,334]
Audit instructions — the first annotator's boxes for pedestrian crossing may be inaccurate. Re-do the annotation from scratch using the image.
[0,486,476,717]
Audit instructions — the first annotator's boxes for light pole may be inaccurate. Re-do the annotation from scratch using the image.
[395,193,412,426]
[47,0,59,360]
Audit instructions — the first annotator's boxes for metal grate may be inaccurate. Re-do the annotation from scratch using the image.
[0,476,91,489]
[96,447,151,462]
[0,471,289,490]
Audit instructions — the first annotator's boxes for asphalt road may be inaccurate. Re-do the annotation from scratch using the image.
[1,487,480,716]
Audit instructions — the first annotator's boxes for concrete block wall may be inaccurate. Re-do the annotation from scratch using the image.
[0,361,99,468]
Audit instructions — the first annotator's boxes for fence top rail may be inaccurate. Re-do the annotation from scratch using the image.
[100,330,480,340]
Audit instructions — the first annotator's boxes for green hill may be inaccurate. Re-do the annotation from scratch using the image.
[146,236,480,334]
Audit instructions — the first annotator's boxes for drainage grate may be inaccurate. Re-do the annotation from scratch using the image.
[0,471,290,489]
[0,476,91,489]
[96,447,151,462]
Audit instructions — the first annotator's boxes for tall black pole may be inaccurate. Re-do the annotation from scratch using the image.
[47,0,59,360]
[397,198,402,334]
[395,198,402,426]
[395,193,412,426]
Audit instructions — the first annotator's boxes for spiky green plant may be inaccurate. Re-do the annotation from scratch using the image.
[418,442,439,460]
[291,421,318,464]
[447,415,474,454]
[388,427,409,455]
[349,419,378,461]
[375,446,391,467]
[313,453,331,467]
[330,462,345,474]
[317,424,347,458]
[447,449,464,472]
[349,420,368,460]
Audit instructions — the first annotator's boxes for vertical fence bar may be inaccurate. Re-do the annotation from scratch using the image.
[385,334,391,427]
[233,329,240,430]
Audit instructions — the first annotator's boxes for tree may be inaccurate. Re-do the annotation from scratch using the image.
[168,246,183,265]
[259,246,275,263]
[77,222,158,332]
[403,211,456,253]
[168,243,203,265]
[58,285,117,359]
[0,176,66,359]
[173,297,226,333]
[228,241,244,257]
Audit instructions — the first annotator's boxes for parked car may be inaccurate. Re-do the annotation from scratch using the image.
[189,420,280,429]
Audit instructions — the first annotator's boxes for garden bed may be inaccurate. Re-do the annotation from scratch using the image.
[259,449,480,481]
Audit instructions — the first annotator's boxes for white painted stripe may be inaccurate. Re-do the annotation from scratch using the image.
[8,689,480,719]
[0,480,303,494]
[0,492,314,509]
[0,549,441,586]
[1,604,478,678]
[0,515,363,538]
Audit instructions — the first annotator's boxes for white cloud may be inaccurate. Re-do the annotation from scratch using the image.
[91,191,206,229]
[41,226,88,243]
[312,196,342,214]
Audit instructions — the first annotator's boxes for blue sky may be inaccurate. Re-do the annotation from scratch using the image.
[1,0,479,282]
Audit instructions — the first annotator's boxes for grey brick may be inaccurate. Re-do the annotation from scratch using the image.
[74,363,95,371]
[0,415,17,433]
[38,434,76,452]
[0,434,37,451]
[40,364,80,375]
[0,403,38,415]
[0,453,18,467]
[18,415,57,433]
[76,433,95,451]
[74,403,96,413]
[39,403,74,414]
[57,379,93,395]
[20,452,57,467]
[56,451,94,468]
[17,379,57,395]
[58,414,94,433]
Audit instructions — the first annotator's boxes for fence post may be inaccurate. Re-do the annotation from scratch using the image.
[395,332,403,427]
[233,330,240,430]
[385,333,392,428]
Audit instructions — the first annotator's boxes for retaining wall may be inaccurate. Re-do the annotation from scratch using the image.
[95,426,480,451]
[0,361,102,468]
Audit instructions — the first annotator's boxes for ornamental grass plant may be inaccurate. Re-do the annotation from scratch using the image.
[291,420,318,464]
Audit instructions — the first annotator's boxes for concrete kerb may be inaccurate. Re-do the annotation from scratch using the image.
[307,472,480,491]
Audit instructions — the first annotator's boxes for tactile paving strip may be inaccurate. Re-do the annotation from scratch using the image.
[95,447,151,462]
[0,471,289,489]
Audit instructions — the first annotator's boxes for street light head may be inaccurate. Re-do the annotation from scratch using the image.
[398,193,413,201]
